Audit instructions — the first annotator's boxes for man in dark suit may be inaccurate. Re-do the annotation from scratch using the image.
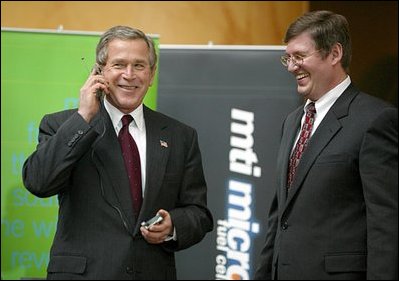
[254,11,397,280]
[22,26,213,280]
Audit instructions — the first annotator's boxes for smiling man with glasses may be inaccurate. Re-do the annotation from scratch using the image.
[255,10,398,280]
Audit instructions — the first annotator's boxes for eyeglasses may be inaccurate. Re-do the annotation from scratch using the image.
[280,50,320,67]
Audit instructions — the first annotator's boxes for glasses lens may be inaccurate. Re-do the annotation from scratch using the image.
[281,54,306,67]
[281,56,289,66]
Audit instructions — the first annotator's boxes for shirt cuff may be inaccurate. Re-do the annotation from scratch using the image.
[164,227,177,241]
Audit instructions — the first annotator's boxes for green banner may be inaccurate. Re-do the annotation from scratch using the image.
[1,28,159,280]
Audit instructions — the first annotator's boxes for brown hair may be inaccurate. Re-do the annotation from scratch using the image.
[284,10,352,72]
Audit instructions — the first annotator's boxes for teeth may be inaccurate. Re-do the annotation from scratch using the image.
[296,73,308,80]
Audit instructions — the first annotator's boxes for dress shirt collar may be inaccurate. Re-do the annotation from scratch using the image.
[305,75,351,115]
[103,98,145,132]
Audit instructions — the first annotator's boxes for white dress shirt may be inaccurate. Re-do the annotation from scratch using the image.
[104,98,147,195]
[293,76,351,149]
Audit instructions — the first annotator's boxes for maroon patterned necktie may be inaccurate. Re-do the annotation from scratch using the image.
[118,115,142,218]
[287,102,316,189]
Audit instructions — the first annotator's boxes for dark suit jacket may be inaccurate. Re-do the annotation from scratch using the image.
[23,104,213,280]
[255,84,398,280]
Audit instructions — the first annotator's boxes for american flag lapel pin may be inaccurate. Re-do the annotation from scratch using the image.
[160,140,168,148]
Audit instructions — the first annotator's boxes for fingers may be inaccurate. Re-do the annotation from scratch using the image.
[92,78,107,95]
[140,227,165,244]
[140,209,173,244]
[84,64,108,94]
[83,72,109,96]
[157,209,169,218]
[91,63,102,75]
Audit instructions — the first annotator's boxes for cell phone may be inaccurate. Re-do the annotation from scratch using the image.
[93,63,102,75]
[93,64,105,99]
[141,214,163,229]
[95,89,104,99]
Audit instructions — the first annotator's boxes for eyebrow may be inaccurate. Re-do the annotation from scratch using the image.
[110,58,148,64]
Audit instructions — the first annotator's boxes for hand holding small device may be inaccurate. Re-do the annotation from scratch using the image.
[140,210,173,244]
[93,64,105,99]
[141,214,163,230]
[78,62,108,123]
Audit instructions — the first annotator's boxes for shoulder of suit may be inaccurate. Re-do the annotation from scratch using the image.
[351,89,396,112]
[42,111,75,126]
[144,105,196,132]
[45,108,77,118]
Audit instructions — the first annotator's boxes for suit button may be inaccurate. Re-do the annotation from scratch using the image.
[281,221,288,230]
[126,266,133,274]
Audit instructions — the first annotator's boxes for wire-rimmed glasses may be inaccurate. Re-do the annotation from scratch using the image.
[280,50,320,67]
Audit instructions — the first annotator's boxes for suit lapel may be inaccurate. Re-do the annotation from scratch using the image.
[285,116,342,206]
[279,108,303,203]
[91,105,135,234]
[284,85,358,209]
[134,106,170,231]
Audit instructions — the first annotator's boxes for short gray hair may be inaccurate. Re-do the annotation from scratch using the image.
[96,26,157,70]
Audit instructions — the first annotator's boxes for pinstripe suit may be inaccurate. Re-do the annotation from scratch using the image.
[23,104,213,280]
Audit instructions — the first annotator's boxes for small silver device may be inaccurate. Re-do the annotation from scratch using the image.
[141,214,163,229]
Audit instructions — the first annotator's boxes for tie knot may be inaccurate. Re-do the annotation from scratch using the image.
[306,102,316,115]
[121,114,133,127]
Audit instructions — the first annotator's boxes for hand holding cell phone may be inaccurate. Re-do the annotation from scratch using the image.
[140,210,173,244]
[78,63,107,122]
[141,214,163,230]
[93,64,105,99]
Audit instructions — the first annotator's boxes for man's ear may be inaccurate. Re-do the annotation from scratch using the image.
[149,65,157,86]
[331,43,343,65]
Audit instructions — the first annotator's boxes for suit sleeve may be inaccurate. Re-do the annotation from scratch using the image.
[360,107,398,280]
[165,128,214,251]
[22,111,98,198]
[254,192,279,280]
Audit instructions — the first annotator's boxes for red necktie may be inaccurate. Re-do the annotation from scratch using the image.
[287,102,316,189]
[118,115,142,218]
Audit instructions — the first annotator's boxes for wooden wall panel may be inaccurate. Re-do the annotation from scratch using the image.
[3,1,396,104]
[310,1,397,106]
[1,1,307,45]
